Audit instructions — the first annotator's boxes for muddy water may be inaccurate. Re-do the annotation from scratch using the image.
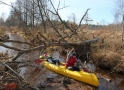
[97,69,124,90]
[1,33,124,90]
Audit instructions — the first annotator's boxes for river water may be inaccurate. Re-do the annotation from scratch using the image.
[1,32,124,90]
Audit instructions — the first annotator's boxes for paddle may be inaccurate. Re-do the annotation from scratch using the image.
[60,62,66,66]
[76,52,91,73]
[34,59,44,64]
[77,60,91,72]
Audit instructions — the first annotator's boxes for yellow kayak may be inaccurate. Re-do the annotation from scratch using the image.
[41,61,99,87]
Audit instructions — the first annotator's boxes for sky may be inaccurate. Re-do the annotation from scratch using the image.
[0,0,116,25]
[52,0,116,25]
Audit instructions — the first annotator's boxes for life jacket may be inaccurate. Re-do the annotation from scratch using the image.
[66,56,76,67]
[39,54,50,59]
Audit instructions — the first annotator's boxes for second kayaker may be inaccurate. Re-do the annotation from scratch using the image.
[66,48,80,71]
[39,52,60,65]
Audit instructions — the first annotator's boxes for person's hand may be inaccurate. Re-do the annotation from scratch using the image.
[71,48,75,51]
[64,63,68,66]
[66,59,68,62]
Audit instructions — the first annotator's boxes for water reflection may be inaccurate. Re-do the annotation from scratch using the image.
[87,63,96,72]
[97,69,124,90]
[0,32,28,56]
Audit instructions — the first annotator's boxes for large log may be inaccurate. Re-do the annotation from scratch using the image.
[10,38,100,61]
[49,38,99,46]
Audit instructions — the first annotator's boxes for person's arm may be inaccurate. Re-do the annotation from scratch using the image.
[68,48,74,56]
[66,51,71,62]
[66,48,76,61]
[46,54,51,59]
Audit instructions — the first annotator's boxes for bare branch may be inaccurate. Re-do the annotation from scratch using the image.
[0,39,33,46]
[29,30,39,43]
[38,32,49,42]
[40,0,63,39]
[58,5,70,11]
[0,42,21,51]
[48,0,86,41]
[57,0,61,12]
[0,61,39,90]
[37,0,46,32]
[0,61,23,81]
[78,8,91,27]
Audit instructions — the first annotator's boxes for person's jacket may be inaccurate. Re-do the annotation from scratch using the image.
[66,56,76,67]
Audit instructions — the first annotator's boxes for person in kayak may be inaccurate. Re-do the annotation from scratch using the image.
[66,48,80,71]
[39,52,60,65]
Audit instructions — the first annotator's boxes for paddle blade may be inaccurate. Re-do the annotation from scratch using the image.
[83,67,90,73]
[60,62,66,66]
[35,59,44,64]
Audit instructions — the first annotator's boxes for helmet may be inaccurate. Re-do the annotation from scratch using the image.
[72,53,76,56]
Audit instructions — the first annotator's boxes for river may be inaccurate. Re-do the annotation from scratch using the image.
[1,32,124,90]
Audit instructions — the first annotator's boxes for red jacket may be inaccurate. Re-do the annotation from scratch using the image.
[66,56,76,67]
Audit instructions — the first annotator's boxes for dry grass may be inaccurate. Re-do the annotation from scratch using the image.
[92,51,121,69]
[89,29,124,72]
[1,26,124,72]
[0,26,8,35]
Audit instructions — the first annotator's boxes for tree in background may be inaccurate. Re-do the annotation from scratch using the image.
[0,13,5,26]
[5,0,48,31]
[113,0,124,41]
[114,0,124,21]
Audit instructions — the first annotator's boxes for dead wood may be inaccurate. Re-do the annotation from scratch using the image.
[0,61,41,90]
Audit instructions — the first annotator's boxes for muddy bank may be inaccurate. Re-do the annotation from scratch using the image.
[92,52,124,74]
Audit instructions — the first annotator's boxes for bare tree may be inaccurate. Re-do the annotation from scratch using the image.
[114,0,124,41]
[114,0,124,21]
[0,16,5,26]
[0,0,101,89]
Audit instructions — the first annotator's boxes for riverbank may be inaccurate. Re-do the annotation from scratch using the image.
[0,27,124,89]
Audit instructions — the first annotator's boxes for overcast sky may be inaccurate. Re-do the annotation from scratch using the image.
[0,0,116,25]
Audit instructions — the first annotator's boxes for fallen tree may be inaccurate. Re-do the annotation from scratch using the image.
[0,0,101,89]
